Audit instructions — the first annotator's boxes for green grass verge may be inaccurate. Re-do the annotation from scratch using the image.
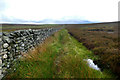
[4,29,115,78]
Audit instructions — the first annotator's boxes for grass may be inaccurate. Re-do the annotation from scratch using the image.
[4,29,116,78]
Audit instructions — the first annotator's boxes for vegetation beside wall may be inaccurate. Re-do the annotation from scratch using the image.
[4,29,115,78]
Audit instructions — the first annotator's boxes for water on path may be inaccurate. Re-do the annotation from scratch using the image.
[85,59,100,71]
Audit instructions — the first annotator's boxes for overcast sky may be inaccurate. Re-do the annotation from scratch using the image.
[0,0,119,24]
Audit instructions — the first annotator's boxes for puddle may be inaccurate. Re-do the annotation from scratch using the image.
[85,59,100,71]
[0,32,2,36]
[104,31,114,34]
[107,32,114,34]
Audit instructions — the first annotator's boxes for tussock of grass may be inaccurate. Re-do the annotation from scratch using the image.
[55,53,101,78]
[4,29,115,78]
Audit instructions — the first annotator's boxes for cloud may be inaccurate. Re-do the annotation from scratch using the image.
[0,0,119,24]
[1,15,95,24]
[0,0,7,12]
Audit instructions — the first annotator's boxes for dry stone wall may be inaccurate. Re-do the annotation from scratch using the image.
[0,27,61,79]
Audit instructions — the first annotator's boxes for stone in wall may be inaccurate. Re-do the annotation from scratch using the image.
[0,27,62,79]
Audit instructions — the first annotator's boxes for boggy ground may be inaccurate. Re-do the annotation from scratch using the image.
[4,29,116,79]
[66,23,120,78]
